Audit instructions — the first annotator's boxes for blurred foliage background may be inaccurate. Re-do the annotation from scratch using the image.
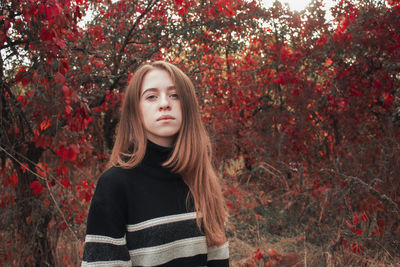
[0,0,399,265]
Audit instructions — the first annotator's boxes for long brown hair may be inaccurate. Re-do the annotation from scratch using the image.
[108,61,227,246]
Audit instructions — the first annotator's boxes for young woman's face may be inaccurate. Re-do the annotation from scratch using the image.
[139,69,183,147]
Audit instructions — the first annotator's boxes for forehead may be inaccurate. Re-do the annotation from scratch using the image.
[141,69,174,91]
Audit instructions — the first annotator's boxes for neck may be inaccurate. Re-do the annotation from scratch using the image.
[146,136,174,148]
[142,139,174,167]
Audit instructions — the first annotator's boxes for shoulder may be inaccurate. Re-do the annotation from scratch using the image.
[94,166,131,197]
[97,166,130,184]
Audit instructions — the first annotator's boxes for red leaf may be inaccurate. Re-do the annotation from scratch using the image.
[36,162,48,178]
[57,144,79,161]
[61,177,70,188]
[38,4,45,16]
[254,248,263,261]
[10,173,18,188]
[68,145,79,160]
[58,221,67,230]
[62,85,72,97]
[85,192,91,202]
[83,65,91,73]
[30,181,44,196]
[65,105,72,115]
[55,72,65,84]
[267,248,277,257]
[352,214,360,225]
[40,27,54,41]
[45,6,52,20]
[178,8,186,16]
[361,212,368,222]
[356,229,362,236]
[20,163,29,173]
[54,37,66,49]
[42,198,51,208]
[40,119,50,130]
[57,145,68,160]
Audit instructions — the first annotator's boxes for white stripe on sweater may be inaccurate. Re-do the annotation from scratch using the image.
[129,236,207,266]
[126,212,197,232]
[208,241,229,261]
[85,234,126,246]
[81,260,132,267]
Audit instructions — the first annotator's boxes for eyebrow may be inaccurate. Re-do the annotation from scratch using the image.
[141,86,176,96]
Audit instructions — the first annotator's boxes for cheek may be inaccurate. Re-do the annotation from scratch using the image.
[139,102,150,127]
[175,103,182,117]
[177,105,183,127]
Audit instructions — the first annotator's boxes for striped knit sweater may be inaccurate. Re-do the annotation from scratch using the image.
[82,140,229,266]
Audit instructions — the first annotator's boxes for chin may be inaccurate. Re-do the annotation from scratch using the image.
[158,132,179,138]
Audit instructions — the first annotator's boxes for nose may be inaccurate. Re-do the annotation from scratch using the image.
[159,93,171,111]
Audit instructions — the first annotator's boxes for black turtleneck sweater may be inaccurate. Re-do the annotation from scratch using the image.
[82,141,229,267]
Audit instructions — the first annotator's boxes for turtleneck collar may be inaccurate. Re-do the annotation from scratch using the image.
[142,140,174,167]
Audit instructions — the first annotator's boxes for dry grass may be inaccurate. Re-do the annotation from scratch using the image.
[54,231,83,267]
[228,230,324,267]
[222,157,400,267]
[229,232,400,266]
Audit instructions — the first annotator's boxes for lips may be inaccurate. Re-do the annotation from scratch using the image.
[157,115,175,121]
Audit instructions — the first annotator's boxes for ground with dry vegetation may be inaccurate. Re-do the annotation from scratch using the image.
[222,158,400,267]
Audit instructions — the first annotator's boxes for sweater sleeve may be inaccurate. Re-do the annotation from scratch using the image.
[82,169,131,267]
[207,241,229,267]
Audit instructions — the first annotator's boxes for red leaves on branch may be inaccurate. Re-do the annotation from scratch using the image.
[36,162,49,178]
[57,144,79,161]
[2,173,19,188]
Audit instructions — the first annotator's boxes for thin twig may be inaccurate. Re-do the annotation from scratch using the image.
[304,231,307,267]
[0,145,80,241]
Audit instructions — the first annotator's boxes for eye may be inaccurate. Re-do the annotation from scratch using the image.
[170,93,179,99]
[146,95,157,100]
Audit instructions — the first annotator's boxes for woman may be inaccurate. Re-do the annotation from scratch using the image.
[82,61,229,266]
